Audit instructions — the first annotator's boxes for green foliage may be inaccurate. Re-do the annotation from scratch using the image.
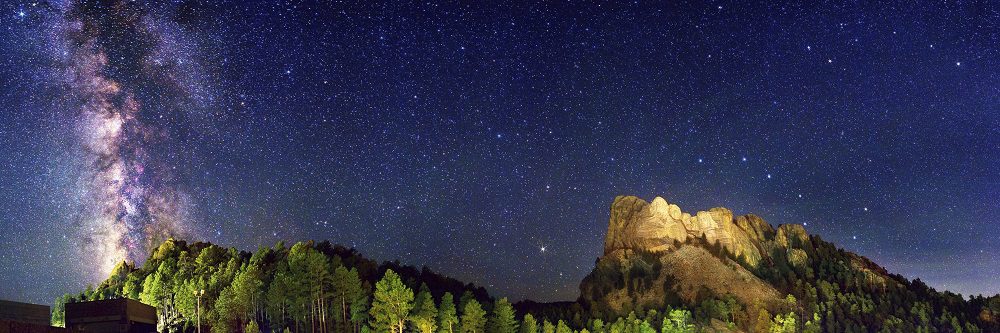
[244,320,261,333]
[488,298,518,333]
[438,292,459,333]
[461,299,487,333]
[660,309,694,333]
[411,284,439,333]
[371,269,414,333]
[521,313,538,333]
[541,320,554,333]
[769,313,795,333]
[51,293,71,327]
[555,320,572,333]
[802,313,822,333]
[336,266,367,332]
[56,237,1000,333]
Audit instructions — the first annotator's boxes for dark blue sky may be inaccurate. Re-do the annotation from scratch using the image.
[0,1,997,305]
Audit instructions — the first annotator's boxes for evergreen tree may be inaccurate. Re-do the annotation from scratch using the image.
[335,266,366,332]
[410,284,439,333]
[542,320,555,333]
[488,298,518,333]
[370,269,414,333]
[555,320,572,333]
[351,292,372,333]
[438,292,459,333]
[461,299,487,333]
[521,314,538,333]
[802,313,822,333]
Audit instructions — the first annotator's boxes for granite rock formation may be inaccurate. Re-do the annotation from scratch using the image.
[582,195,819,316]
[603,195,792,267]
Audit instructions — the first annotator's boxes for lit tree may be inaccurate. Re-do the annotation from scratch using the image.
[460,299,487,333]
[542,320,554,333]
[520,314,537,333]
[370,269,414,333]
[438,292,458,333]
[351,291,372,333]
[555,320,572,333]
[245,320,261,333]
[488,298,518,333]
[661,309,694,333]
[410,284,439,333]
[335,266,365,332]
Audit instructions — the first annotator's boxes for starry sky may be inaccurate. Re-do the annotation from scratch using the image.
[0,1,998,306]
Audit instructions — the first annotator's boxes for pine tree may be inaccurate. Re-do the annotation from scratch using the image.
[410,284,439,333]
[438,292,459,333]
[555,320,572,333]
[335,266,365,333]
[460,299,487,333]
[351,292,371,333]
[370,269,414,333]
[521,314,538,333]
[488,298,518,333]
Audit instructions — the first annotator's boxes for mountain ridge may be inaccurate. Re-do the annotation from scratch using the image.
[578,195,999,332]
[54,195,1000,332]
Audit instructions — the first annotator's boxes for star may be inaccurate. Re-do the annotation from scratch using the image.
[540,246,546,253]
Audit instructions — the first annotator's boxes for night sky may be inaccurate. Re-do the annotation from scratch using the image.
[0,1,997,306]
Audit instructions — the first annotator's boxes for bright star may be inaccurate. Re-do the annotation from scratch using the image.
[741,157,747,162]
[540,246,546,252]
[767,173,772,179]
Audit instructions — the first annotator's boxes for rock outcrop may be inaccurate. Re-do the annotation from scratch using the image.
[582,195,821,316]
[603,195,792,267]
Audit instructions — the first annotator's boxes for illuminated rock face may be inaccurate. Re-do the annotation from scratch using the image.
[603,195,794,266]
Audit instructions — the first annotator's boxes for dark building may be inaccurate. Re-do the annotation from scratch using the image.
[65,299,156,333]
[0,299,51,326]
[0,299,71,333]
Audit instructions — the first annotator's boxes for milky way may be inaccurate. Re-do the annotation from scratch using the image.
[52,0,203,276]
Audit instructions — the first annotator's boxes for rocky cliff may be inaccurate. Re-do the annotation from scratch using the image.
[603,195,798,267]
[582,195,821,316]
